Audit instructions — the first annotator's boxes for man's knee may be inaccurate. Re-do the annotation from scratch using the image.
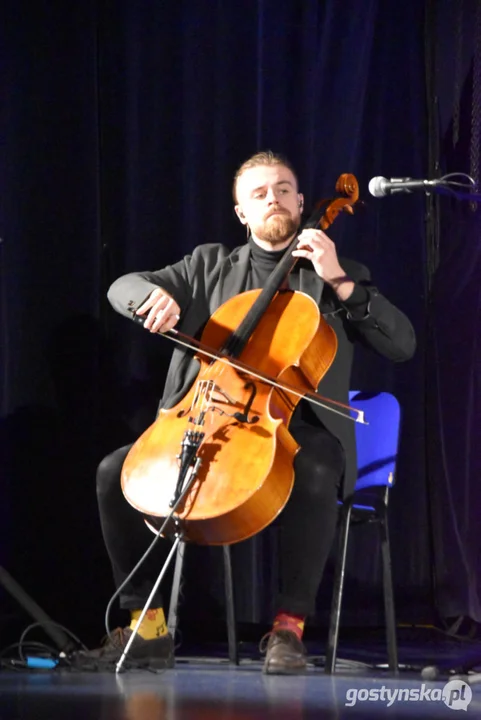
[302,471,340,503]
[96,444,133,497]
[291,455,343,511]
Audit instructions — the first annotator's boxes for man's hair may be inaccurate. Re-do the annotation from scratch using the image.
[232,150,298,202]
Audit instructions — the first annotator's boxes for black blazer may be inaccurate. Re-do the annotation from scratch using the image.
[108,243,416,497]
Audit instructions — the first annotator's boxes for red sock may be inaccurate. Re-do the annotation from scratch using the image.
[272,611,305,640]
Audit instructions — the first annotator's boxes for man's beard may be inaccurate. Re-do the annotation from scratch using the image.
[252,212,299,245]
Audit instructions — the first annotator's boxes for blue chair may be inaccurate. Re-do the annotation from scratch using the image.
[325,390,401,674]
[168,391,401,669]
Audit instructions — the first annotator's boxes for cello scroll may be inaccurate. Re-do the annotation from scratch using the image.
[316,173,360,230]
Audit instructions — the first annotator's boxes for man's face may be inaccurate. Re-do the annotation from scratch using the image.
[235,164,303,246]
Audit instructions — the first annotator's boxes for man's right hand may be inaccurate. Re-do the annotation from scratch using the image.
[135,288,181,333]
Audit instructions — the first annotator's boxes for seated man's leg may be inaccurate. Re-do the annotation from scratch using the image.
[80,444,174,668]
[97,444,167,612]
[263,425,344,674]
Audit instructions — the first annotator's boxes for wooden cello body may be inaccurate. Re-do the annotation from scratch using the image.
[121,289,337,544]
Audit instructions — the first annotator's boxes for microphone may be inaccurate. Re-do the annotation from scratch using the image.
[368,176,442,198]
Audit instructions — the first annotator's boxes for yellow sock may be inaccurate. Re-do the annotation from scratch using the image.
[129,607,168,640]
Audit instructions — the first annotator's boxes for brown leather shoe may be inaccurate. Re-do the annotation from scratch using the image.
[72,627,175,671]
[260,630,307,675]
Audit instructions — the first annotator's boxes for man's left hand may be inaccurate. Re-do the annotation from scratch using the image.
[292,229,355,301]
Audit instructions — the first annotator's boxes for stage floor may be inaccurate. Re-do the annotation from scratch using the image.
[2,651,481,719]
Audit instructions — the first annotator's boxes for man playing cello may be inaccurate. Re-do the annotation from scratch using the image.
[91,151,415,674]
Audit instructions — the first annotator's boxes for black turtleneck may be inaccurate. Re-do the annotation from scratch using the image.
[247,235,287,289]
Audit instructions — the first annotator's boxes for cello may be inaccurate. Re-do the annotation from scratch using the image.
[121,174,361,545]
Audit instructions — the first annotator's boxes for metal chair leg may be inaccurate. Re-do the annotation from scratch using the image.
[378,507,399,674]
[223,545,239,665]
[167,540,186,638]
[168,542,238,664]
[325,501,353,674]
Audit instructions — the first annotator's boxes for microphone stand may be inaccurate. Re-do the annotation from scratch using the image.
[416,169,481,686]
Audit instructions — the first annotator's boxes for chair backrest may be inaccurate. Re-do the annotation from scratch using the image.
[349,391,401,492]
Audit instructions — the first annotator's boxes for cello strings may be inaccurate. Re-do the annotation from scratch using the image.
[193,357,230,430]
[207,379,216,428]
[196,380,209,426]
[198,379,210,425]
[208,357,232,427]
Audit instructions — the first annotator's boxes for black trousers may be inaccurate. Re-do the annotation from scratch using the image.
[96,423,344,618]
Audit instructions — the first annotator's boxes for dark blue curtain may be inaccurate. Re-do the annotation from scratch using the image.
[427,0,481,624]
[1,0,431,643]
